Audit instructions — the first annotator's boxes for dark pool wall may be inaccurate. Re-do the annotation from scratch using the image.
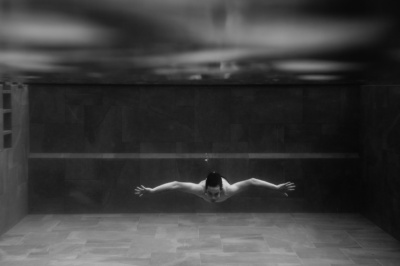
[0,83,29,235]
[361,86,400,240]
[29,85,360,213]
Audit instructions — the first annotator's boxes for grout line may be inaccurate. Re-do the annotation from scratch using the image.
[29,152,360,159]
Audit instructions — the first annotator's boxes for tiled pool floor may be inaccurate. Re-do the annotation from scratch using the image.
[1,213,399,265]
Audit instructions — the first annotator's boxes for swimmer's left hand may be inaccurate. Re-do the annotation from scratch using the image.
[276,182,296,197]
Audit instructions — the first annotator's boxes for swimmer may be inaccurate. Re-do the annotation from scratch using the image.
[134,172,295,203]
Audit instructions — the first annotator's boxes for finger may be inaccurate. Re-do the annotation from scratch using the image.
[141,185,146,189]
[284,193,288,197]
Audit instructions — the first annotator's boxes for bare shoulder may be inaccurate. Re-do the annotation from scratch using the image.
[224,179,253,195]
[222,178,231,191]
[222,178,235,196]
[222,178,231,186]
[177,182,204,195]
[197,180,206,190]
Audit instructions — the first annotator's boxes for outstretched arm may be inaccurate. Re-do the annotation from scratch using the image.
[229,178,295,197]
[134,181,202,197]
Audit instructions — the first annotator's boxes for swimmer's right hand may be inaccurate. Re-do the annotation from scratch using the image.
[134,185,153,197]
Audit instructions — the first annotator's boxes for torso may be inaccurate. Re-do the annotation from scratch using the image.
[196,178,232,203]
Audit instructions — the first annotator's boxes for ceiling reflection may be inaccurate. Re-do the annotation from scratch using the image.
[0,0,399,84]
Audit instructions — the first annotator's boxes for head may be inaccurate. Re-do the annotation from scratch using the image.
[205,172,223,202]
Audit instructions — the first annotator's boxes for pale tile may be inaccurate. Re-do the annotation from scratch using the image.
[1,214,398,266]
[0,260,50,266]
[6,219,59,235]
[222,235,269,253]
[0,235,24,245]
[352,238,400,249]
[150,252,201,266]
[138,214,180,225]
[295,247,349,260]
[199,225,271,238]
[378,258,400,266]
[155,225,198,239]
[67,231,133,242]
[129,235,179,253]
[22,232,69,246]
[201,252,301,264]
[341,248,400,260]
[177,237,222,253]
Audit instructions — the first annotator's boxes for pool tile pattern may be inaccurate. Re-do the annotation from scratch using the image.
[1,213,399,265]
